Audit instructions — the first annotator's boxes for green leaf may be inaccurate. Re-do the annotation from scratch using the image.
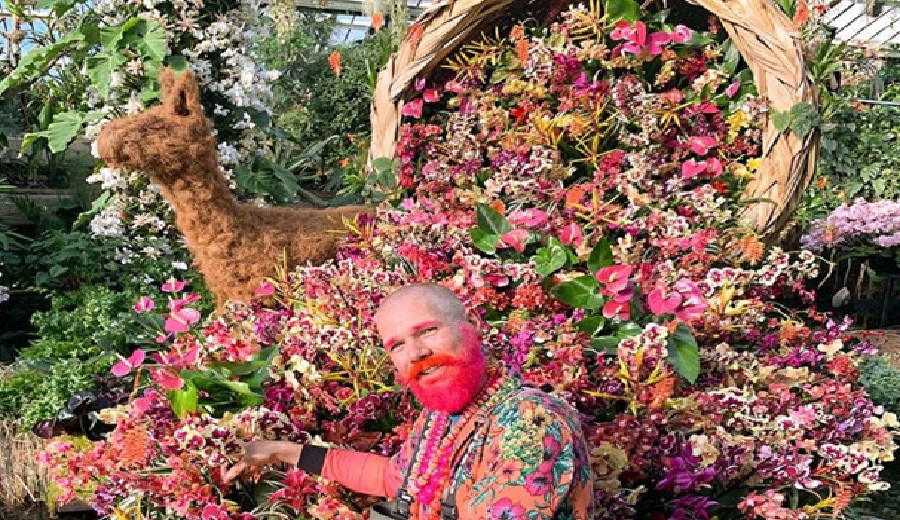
[533,242,568,277]
[667,323,700,383]
[44,111,85,153]
[550,275,603,309]
[576,315,606,336]
[587,238,614,272]
[772,110,792,132]
[603,0,641,22]
[87,52,127,99]
[166,55,188,71]
[100,25,126,49]
[470,228,498,254]
[0,31,85,95]
[476,203,512,236]
[136,20,168,63]
[21,111,86,154]
[168,381,199,418]
[590,336,620,354]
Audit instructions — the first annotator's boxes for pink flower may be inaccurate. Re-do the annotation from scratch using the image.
[133,395,155,412]
[133,296,155,313]
[423,88,441,103]
[201,504,230,520]
[255,281,275,296]
[524,470,552,496]
[111,349,145,377]
[499,229,530,253]
[559,223,584,246]
[725,80,741,98]
[613,21,672,56]
[401,98,424,118]
[706,157,723,176]
[414,77,426,91]
[164,308,201,333]
[150,367,184,390]
[603,299,630,320]
[161,279,186,293]
[595,265,633,294]
[681,159,707,179]
[647,283,683,315]
[488,497,526,520]
[508,208,549,228]
[688,136,717,155]
[671,24,692,44]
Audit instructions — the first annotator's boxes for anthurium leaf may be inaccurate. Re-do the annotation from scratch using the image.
[168,381,199,418]
[587,238,614,272]
[667,323,700,383]
[576,315,606,336]
[590,336,620,354]
[470,228,499,254]
[604,0,641,22]
[533,242,568,277]
[476,203,513,236]
[551,275,603,309]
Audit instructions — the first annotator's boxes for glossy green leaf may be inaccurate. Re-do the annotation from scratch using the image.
[476,203,513,236]
[587,238,614,272]
[533,242,568,277]
[667,323,700,383]
[551,275,603,309]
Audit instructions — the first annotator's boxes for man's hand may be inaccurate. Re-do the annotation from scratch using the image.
[222,440,303,485]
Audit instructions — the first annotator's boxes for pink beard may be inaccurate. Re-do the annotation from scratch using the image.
[402,327,488,413]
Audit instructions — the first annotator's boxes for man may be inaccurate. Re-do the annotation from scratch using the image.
[224,283,594,519]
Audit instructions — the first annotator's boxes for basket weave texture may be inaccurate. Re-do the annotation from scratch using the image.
[369,0,818,238]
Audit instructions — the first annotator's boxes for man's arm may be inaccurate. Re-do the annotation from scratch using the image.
[300,446,403,498]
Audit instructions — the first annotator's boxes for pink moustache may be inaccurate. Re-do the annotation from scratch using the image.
[404,327,488,413]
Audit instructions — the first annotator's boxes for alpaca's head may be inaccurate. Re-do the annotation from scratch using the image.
[97,69,216,185]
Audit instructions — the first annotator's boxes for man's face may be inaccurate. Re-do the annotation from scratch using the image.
[375,295,487,413]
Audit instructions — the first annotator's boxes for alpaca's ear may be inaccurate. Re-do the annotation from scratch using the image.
[158,68,176,104]
[168,71,204,117]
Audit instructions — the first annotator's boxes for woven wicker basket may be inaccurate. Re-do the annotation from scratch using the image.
[369,0,818,238]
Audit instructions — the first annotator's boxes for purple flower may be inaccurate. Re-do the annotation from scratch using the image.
[668,495,717,520]
[656,445,717,493]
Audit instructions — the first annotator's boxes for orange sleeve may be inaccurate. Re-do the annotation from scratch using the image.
[321,449,404,498]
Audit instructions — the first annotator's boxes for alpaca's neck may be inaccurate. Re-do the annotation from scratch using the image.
[155,152,244,247]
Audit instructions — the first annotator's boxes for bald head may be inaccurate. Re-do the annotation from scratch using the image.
[376,283,468,325]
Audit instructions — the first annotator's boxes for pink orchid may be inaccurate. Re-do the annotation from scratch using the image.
[133,395,154,412]
[164,307,201,334]
[602,299,630,320]
[688,136,717,155]
[414,77,426,91]
[133,296,155,313]
[671,24,692,44]
[612,21,672,56]
[725,81,741,98]
[681,159,707,179]
[423,88,441,103]
[647,284,683,315]
[201,504,230,520]
[508,208,549,228]
[559,223,584,246]
[595,265,633,294]
[255,281,275,296]
[499,229,530,253]
[150,367,184,390]
[706,157,723,176]
[161,279,186,293]
[401,98,424,118]
[111,349,145,377]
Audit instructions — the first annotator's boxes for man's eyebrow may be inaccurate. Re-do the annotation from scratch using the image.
[384,320,442,349]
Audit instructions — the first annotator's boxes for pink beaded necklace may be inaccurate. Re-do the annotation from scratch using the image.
[406,367,507,519]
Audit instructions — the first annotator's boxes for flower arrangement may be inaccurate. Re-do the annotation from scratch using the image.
[801,198,900,266]
[41,3,897,519]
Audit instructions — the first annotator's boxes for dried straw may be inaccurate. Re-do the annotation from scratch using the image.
[368,0,818,239]
[0,419,49,515]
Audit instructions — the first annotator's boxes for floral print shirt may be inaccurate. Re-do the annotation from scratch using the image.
[391,374,594,520]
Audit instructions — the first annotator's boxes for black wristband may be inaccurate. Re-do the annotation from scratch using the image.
[298,445,328,475]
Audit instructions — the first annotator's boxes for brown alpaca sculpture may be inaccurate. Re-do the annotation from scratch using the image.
[96,69,372,307]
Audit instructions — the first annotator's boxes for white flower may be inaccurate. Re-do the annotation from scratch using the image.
[172,261,188,270]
